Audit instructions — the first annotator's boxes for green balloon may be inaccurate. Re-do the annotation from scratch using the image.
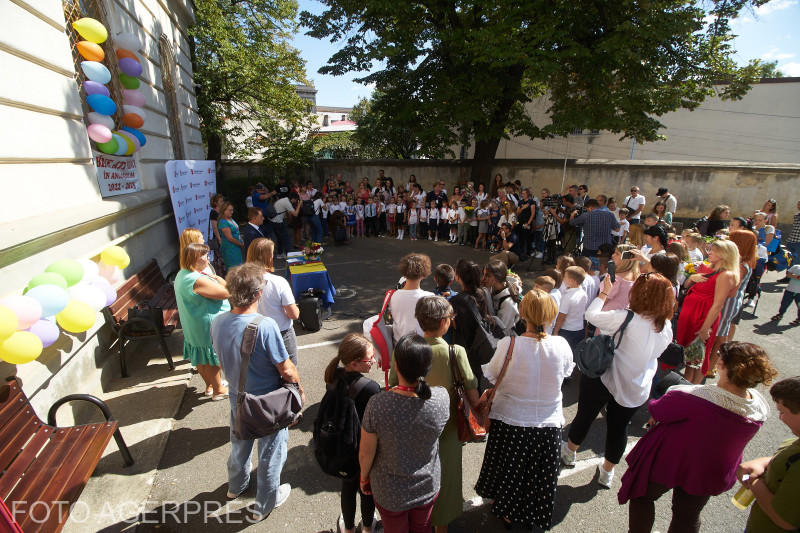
[120,73,140,89]
[26,272,68,293]
[45,259,84,287]
[97,138,118,154]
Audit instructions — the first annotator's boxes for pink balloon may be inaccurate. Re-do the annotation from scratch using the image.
[0,295,43,330]
[28,319,60,348]
[122,89,146,107]
[98,262,121,284]
[89,276,118,306]
[87,123,112,143]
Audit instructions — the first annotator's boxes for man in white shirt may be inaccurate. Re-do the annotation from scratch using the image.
[656,187,677,215]
[623,186,646,225]
[270,196,298,258]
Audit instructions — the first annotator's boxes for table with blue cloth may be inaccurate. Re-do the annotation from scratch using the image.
[286,262,336,308]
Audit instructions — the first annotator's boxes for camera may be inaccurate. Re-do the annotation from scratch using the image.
[541,194,562,209]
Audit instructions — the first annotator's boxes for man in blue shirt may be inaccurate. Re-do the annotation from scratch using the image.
[211,264,304,521]
[570,198,619,259]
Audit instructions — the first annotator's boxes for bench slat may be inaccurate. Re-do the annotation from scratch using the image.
[0,409,42,476]
[0,425,52,501]
[0,382,27,429]
[109,265,161,313]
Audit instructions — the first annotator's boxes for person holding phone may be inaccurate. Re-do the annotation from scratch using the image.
[600,245,640,313]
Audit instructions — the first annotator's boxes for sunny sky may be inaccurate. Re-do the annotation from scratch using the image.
[290,0,800,108]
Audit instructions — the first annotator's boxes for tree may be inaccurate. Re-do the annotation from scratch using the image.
[190,0,314,164]
[311,131,363,158]
[301,0,770,183]
[757,60,785,78]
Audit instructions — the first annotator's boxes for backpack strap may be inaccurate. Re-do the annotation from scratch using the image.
[448,345,464,388]
[378,289,395,323]
[237,315,266,400]
[347,376,371,400]
[612,310,635,349]
[785,452,800,471]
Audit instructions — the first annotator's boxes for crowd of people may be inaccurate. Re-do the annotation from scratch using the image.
[175,172,800,532]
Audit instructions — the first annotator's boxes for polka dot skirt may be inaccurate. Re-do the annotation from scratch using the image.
[475,420,561,530]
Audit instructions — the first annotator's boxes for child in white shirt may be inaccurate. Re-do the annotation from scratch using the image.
[448,200,459,243]
[553,266,588,353]
[613,208,630,244]
[428,201,440,241]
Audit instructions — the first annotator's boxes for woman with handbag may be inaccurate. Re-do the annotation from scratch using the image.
[389,296,479,533]
[359,335,450,533]
[174,243,230,400]
[562,273,674,488]
[475,289,574,531]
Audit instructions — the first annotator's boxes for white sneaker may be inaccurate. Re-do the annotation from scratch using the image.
[535,251,544,259]
[435,236,438,241]
[560,441,576,466]
[251,483,291,521]
[597,465,614,488]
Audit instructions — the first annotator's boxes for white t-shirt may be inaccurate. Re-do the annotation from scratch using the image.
[612,219,630,237]
[457,207,466,223]
[547,289,562,334]
[414,192,426,209]
[388,288,433,342]
[245,196,254,208]
[581,275,599,306]
[559,286,588,331]
[429,207,440,221]
[688,247,704,263]
[271,197,294,223]
[476,192,488,204]
[355,204,365,219]
[313,198,324,215]
[624,195,646,220]
[419,208,428,222]
[408,209,418,224]
[387,203,397,215]
[256,272,296,331]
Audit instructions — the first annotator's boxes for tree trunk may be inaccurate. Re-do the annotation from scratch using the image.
[206,133,223,162]
[471,137,501,185]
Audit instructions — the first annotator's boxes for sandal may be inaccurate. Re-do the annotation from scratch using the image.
[790,318,800,327]
[770,314,782,322]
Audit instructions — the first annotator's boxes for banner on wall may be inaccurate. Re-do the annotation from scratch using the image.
[94,153,142,197]
[165,160,217,241]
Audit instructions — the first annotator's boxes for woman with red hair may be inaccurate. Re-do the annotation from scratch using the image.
[561,273,675,488]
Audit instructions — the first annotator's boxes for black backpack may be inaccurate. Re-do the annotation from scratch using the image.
[313,376,370,479]
[301,199,315,217]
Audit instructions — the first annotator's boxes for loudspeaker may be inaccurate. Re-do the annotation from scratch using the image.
[298,295,323,332]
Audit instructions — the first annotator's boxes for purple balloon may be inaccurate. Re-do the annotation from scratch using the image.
[118,57,142,77]
[28,319,60,348]
[83,80,110,97]
[89,277,117,307]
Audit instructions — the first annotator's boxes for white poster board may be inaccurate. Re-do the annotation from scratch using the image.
[94,153,142,197]
[165,160,217,240]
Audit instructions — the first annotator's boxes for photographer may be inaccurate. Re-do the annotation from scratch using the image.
[548,194,579,256]
[491,222,523,267]
[570,198,619,261]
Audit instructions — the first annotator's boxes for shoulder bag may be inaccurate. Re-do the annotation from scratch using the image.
[477,336,516,432]
[573,310,634,378]
[368,289,395,390]
[233,316,303,440]
[449,345,486,442]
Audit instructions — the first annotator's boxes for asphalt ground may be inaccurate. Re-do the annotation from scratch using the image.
[118,235,798,533]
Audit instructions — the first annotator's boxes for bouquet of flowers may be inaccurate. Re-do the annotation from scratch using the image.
[303,241,324,262]
[684,261,709,276]
[464,206,475,220]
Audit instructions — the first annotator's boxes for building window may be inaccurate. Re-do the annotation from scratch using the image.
[159,36,185,159]
[589,129,600,135]
[570,128,583,135]
[341,114,346,121]
[323,115,329,126]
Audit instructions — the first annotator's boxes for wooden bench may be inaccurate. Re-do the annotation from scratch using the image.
[0,378,134,532]
[101,259,179,377]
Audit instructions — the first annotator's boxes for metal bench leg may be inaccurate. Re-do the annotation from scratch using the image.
[159,334,175,371]
[48,395,135,467]
[118,332,129,378]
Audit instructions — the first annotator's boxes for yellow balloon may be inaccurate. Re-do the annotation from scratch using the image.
[0,305,17,339]
[100,246,130,269]
[72,18,108,44]
[56,300,96,333]
[0,331,43,365]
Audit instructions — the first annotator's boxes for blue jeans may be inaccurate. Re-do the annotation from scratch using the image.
[778,289,800,318]
[273,222,290,256]
[409,223,417,238]
[786,241,800,264]
[309,214,323,243]
[227,407,288,515]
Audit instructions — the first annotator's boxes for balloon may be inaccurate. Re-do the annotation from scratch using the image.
[101,246,131,268]
[115,131,136,155]
[122,113,144,129]
[25,285,69,317]
[68,285,106,312]
[86,94,116,115]
[114,32,140,51]
[89,277,117,307]
[76,259,100,283]
[28,320,60,348]
[116,129,140,152]
[111,133,128,156]
[96,138,118,155]
[81,61,111,84]
[26,272,67,291]
[116,48,138,61]
[0,331,43,365]
[121,126,147,147]
[56,300,96,333]
[122,89,146,107]
[98,262,121,283]
[83,80,110,96]
[0,296,42,330]
[72,18,108,44]
[45,259,84,287]
[123,105,146,121]
[88,112,115,130]
[0,306,17,339]
[119,73,140,89]
[118,57,142,77]
[76,41,104,61]
[87,123,112,143]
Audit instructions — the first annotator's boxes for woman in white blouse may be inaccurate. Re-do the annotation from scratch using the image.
[561,273,675,488]
[475,289,574,531]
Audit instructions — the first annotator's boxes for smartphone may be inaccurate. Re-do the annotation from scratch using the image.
[621,251,635,260]
[607,260,616,283]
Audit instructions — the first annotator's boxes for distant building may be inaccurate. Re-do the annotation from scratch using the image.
[314,105,357,134]
[295,84,318,110]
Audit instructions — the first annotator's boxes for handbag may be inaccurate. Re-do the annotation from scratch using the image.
[573,310,634,378]
[369,289,395,389]
[477,336,516,432]
[233,316,303,440]
[449,345,486,443]
[126,303,165,334]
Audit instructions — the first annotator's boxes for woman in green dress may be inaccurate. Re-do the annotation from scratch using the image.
[389,295,480,533]
[218,201,243,269]
[174,243,230,399]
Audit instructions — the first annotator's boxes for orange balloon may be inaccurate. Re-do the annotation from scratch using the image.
[116,48,138,61]
[77,41,105,62]
[122,113,144,128]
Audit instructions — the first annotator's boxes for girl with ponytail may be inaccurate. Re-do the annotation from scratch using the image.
[359,335,450,532]
[450,259,491,382]
[482,259,521,333]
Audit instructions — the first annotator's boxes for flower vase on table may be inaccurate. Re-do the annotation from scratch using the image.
[303,241,324,263]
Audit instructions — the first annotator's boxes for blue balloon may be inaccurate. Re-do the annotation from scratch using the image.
[25,284,69,317]
[121,126,146,146]
[81,61,111,84]
[111,133,128,155]
[87,94,117,115]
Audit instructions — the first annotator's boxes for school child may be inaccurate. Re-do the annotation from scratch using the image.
[552,266,588,352]
[467,197,479,247]
[475,200,490,250]
[771,262,800,326]
[386,196,397,236]
[534,274,559,334]
[575,256,600,306]
[344,198,356,240]
[612,208,630,244]
[418,204,429,240]
[378,195,387,236]
[365,196,377,237]
[355,198,365,238]
[408,203,418,240]
[321,197,330,238]
[489,200,500,236]
[457,200,468,246]
[428,200,439,241]
[448,200,459,243]
[685,232,706,263]
[395,197,406,240]
[433,263,458,299]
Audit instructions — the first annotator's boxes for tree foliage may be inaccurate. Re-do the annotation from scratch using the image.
[301,0,772,180]
[757,60,785,78]
[190,0,314,165]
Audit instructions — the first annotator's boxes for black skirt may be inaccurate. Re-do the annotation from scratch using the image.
[475,420,561,530]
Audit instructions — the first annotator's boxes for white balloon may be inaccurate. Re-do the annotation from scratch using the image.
[122,105,146,121]
[88,112,115,130]
[114,32,141,52]
[77,258,100,283]
[68,285,106,312]
[98,262,121,284]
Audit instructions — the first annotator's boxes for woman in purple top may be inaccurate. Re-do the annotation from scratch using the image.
[619,341,778,533]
